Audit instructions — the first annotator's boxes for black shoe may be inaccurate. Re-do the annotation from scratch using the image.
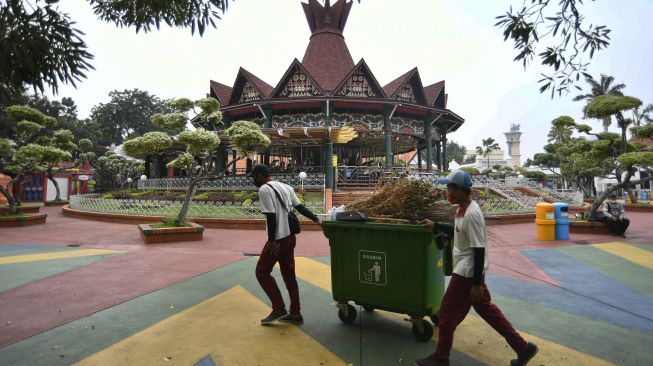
[414,354,449,366]
[510,342,539,366]
[280,313,304,324]
[260,309,287,325]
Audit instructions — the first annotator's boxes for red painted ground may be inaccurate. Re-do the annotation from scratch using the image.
[0,206,651,347]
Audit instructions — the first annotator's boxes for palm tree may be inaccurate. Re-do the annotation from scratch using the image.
[573,74,626,132]
[475,137,500,170]
[633,103,653,126]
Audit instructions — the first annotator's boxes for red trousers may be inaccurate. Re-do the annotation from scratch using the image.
[435,274,527,359]
[255,235,300,315]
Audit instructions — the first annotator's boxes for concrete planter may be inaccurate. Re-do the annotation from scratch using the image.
[0,213,47,227]
[138,222,205,244]
[0,203,42,214]
[624,204,653,212]
[569,220,610,235]
[45,200,70,206]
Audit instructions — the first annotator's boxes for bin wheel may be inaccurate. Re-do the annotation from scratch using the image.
[411,319,434,342]
[430,314,439,326]
[338,304,357,324]
[363,306,375,313]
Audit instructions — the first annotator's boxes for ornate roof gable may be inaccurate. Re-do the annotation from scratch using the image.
[383,68,427,105]
[333,59,386,98]
[271,59,325,98]
[228,67,274,105]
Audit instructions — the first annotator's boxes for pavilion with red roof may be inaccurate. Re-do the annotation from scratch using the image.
[198,0,464,189]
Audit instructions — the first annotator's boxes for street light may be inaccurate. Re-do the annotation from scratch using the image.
[299,171,307,191]
[127,177,133,189]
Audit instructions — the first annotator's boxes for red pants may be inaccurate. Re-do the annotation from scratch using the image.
[255,235,300,315]
[435,274,527,359]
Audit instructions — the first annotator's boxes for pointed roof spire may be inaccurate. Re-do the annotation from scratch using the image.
[301,0,354,91]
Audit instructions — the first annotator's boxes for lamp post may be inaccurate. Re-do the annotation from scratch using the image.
[127,177,133,190]
[299,171,307,192]
[139,175,147,190]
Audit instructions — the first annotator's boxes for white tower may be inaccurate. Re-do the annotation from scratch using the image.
[504,124,522,167]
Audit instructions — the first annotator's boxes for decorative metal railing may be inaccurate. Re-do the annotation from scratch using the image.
[137,173,325,192]
[69,194,326,218]
[478,199,537,216]
[521,180,584,206]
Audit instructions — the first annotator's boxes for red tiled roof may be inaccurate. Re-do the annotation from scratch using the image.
[332,58,387,98]
[423,81,444,106]
[240,68,274,97]
[301,0,354,91]
[383,68,416,98]
[210,80,233,106]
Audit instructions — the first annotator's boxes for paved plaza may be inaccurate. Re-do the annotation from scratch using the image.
[0,206,652,365]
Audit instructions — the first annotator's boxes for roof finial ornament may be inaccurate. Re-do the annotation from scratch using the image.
[323,0,332,25]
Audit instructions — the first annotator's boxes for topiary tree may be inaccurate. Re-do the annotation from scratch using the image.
[586,95,642,154]
[0,105,72,213]
[95,150,144,190]
[123,98,270,225]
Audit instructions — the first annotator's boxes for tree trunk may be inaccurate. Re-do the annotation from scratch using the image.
[47,167,62,201]
[175,157,245,224]
[0,185,18,214]
[602,116,611,133]
[626,187,638,204]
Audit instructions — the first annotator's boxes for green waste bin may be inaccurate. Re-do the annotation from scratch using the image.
[322,220,449,342]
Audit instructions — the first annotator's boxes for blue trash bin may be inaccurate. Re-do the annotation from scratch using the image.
[552,202,570,240]
[642,190,648,200]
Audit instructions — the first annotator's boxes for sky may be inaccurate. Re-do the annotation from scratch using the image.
[46,0,653,162]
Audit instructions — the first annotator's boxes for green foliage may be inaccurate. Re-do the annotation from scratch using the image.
[445,140,466,164]
[586,95,642,119]
[242,198,253,207]
[123,132,173,158]
[168,98,194,111]
[225,120,271,158]
[0,2,93,104]
[460,167,480,176]
[618,152,653,167]
[95,151,144,189]
[0,138,13,158]
[88,89,175,145]
[495,2,611,97]
[192,192,210,200]
[166,152,195,171]
[177,129,220,156]
[87,179,96,193]
[78,139,93,151]
[150,112,187,130]
[15,121,44,141]
[5,105,46,124]
[631,125,653,139]
[523,170,547,181]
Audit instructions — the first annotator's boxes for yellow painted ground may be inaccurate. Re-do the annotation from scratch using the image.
[0,249,124,265]
[295,257,614,366]
[593,242,653,269]
[74,286,348,366]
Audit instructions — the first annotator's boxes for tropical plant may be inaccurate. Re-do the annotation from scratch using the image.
[123,97,270,225]
[573,74,625,132]
[633,103,653,126]
[495,0,611,97]
[475,138,500,170]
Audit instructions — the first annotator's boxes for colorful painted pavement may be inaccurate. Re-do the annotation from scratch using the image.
[0,207,652,366]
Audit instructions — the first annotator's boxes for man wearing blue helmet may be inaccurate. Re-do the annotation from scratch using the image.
[415,170,538,366]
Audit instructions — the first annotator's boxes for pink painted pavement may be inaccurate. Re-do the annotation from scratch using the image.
[0,205,651,347]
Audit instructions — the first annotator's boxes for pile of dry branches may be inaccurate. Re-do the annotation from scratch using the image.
[349,178,456,223]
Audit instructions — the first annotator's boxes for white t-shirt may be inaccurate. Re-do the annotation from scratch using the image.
[452,200,490,277]
[259,181,301,240]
